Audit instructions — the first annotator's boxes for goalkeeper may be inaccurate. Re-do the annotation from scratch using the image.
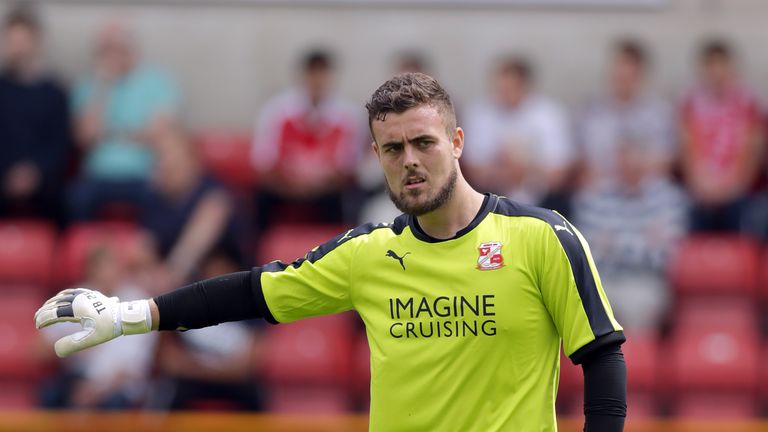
[36,73,626,432]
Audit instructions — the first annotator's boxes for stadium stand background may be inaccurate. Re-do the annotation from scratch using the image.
[2,0,768,430]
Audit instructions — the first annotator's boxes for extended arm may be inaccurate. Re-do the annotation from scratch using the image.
[36,224,361,357]
[34,269,274,357]
[581,343,627,432]
[153,270,275,331]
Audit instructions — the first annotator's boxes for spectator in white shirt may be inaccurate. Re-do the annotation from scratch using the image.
[463,57,574,214]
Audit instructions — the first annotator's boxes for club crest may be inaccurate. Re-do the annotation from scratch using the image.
[477,241,504,271]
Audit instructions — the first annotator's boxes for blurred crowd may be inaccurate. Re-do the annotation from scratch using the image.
[2,4,768,414]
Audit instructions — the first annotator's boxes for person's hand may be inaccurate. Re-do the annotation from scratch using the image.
[33,288,152,358]
[3,162,40,198]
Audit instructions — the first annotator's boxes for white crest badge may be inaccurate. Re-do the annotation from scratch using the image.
[477,241,504,271]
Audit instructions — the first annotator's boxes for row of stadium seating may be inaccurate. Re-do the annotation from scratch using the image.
[0,220,346,290]
[1,220,767,298]
[559,323,768,419]
[0,219,354,411]
[0,288,370,411]
[5,288,768,417]
[2,218,768,415]
[560,235,768,418]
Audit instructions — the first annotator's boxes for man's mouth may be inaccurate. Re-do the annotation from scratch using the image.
[404,175,426,190]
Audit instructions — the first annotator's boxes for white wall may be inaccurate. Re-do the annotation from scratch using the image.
[18,0,768,129]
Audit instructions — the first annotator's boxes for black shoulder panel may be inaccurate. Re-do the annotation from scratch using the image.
[491,196,617,338]
[261,222,395,273]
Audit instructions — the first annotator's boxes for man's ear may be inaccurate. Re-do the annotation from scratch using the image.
[452,127,465,159]
[371,141,380,158]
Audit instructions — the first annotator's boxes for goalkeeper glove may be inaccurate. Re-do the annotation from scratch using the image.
[34,288,152,358]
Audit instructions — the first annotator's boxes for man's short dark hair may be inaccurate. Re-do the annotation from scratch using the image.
[700,38,732,62]
[497,56,533,83]
[365,72,456,139]
[4,6,40,32]
[303,49,333,72]
[615,39,648,68]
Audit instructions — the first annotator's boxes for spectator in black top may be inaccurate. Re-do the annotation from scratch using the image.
[0,7,71,225]
[141,126,243,287]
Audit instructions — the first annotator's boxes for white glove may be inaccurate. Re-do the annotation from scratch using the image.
[34,288,153,358]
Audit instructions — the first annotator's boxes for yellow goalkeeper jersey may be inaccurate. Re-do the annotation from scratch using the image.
[260,194,624,432]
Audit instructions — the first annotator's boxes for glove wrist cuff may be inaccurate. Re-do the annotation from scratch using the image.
[119,300,152,335]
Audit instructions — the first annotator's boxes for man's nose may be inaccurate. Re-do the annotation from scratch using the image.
[403,144,419,169]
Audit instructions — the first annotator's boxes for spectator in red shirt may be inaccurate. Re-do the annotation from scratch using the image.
[680,39,764,232]
[251,50,362,230]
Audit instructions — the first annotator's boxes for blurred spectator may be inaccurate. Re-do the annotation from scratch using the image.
[680,39,764,232]
[463,56,574,214]
[141,126,243,286]
[393,50,430,75]
[251,49,362,230]
[573,139,689,330]
[576,39,675,188]
[68,21,179,221]
[39,241,159,409]
[153,249,264,411]
[0,7,71,224]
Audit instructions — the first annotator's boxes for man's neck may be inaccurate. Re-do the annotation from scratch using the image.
[415,178,485,240]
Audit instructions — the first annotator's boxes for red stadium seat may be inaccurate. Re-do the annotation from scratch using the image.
[674,393,756,419]
[673,297,757,331]
[351,335,371,410]
[626,392,657,419]
[756,343,768,402]
[668,235,760,297]
[266,386,351,413]
[55,222,146,287]
[0,220,56,286]
[262,313,355,413]
[0,381,38,410]
[622,331,658,393]
[669,326,759,393]
[258,224,348,264]
[557,352,582,405]
[0,283,47,296]
[195,130,256,190]
[621,332,660,418]
[262,313,354,386]
[0,290,45,380]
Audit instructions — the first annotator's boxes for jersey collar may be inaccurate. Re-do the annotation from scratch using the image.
[408,193,497,243]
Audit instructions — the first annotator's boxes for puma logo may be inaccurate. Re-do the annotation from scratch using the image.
[337,229,354,243]
[386,250,411,270]
[554,224,573,236]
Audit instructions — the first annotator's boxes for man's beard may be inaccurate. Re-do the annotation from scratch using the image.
[386,167,458,216]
